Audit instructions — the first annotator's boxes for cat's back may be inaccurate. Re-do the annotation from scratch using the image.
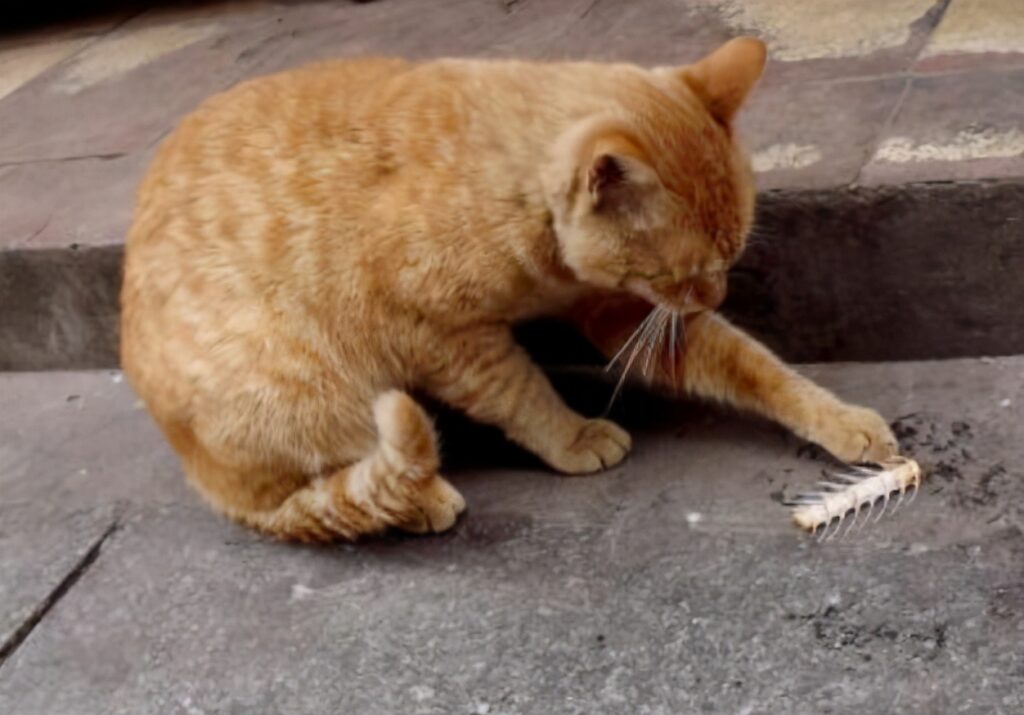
[123,57,418,316]
[128,54,640,244]
[133,56,412,213]
[121,59,417,385]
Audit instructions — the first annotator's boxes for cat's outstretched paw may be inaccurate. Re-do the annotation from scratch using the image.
[810,402,898,464]
[550,418,632,474]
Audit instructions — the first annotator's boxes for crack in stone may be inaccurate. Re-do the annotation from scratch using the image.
[0,152,128,169]
[0,519,118,669]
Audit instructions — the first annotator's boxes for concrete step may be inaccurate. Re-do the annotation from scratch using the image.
[1,357,1022,711]
[1,0,1024,369]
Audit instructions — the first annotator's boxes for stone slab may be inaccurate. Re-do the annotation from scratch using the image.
[0,506,116,663]
[0,15,128,103]
[0,150,151,250]
[228,0,945,83]
[0,370,186,662]
[0,3,283,164]
[739,76,907,190]
[0,358,1022,712]
[0,0,936,176]
[0,370,189,510]
[730,182,1024,362]
[0,246,123,370]
[860,68,1024,185]
[732,0,947,86]
[916,0,1024,73]
[0,37,91,103]
[0,0,1016,248]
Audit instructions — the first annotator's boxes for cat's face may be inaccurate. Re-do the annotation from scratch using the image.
[545,38,765,314]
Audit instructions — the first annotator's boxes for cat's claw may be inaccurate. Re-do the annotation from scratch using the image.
[810,403,898,464]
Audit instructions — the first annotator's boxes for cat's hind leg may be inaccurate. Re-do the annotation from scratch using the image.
[176,391,466,542]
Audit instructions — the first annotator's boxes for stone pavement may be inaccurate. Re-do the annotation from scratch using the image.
[1,0,1024,368]
[1,359,1023,713]
[2,4,1024,712]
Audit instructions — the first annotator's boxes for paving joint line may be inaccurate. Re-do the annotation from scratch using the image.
[849,75,914,188]
[843,0,954,191]
[917,0,956,66]
[0,519,119,669]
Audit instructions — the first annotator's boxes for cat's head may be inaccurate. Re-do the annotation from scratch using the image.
[544,37,766,314]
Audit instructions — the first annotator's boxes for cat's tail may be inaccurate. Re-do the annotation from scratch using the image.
[183,391,466,542]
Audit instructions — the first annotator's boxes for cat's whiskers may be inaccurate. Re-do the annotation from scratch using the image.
[605,307,655,373]
[630,307,664,383]
[668,310,684,390]
[640,307,663,379]
[642,306,672,380]
[606,303,684,412]
[605,307,659,412]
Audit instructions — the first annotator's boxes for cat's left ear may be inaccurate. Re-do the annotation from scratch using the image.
[682,36,767,124]
[586,141,660,213]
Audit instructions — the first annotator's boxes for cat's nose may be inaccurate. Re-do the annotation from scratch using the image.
[684,272,727,310]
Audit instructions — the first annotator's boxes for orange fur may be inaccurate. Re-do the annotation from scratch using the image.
[121,38,896,542]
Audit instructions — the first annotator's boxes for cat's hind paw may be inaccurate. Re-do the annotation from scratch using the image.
[350,390,467,535]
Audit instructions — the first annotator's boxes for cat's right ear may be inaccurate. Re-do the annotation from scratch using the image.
[682,36,767,125]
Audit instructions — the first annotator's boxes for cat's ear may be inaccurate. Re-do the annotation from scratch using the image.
[586,150,659,213]
[682,36,767,124]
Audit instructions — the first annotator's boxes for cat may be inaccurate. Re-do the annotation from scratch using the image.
[121,37,898,542]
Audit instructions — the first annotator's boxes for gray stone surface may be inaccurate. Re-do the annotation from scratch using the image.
[0,3,281,164]
[730,181,1024,362]
[916,0,1024,73]
[0,371,189,655]
[1,359,1023,713]
[0,506,115,662]
[0,370,188,511]
[0,246,123,370]
[860,67,1024,185]
[0,14,128,102]
[738,76,907,190]
[0,151,151,250]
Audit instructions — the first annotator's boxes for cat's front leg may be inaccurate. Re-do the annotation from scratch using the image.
[567,295,896,463]
[421,325,632,474]
[674,312,898,463]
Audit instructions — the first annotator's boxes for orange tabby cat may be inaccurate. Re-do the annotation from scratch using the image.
[121,38,897,542]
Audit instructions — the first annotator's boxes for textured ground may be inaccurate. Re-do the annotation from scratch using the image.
[1,360,1023,713]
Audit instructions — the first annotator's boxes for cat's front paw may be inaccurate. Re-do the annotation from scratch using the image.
[810,402,898,464]
[549,418,632,475]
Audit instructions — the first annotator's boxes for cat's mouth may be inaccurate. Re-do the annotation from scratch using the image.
[623,275,723,315]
